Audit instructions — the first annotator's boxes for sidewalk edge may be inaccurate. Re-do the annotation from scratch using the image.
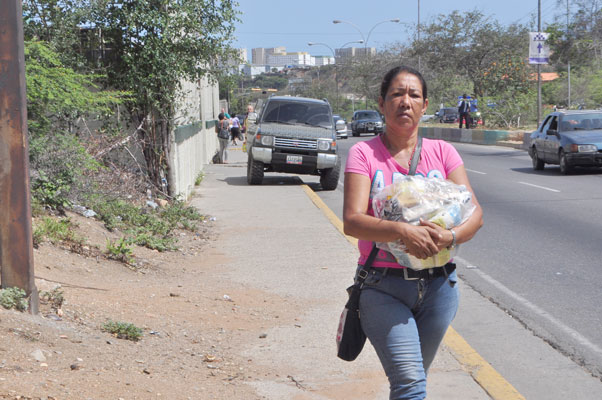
[444,328,526,400]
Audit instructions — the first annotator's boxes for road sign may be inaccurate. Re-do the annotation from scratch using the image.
[529,32,550,64]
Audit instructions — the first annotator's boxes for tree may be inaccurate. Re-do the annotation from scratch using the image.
[91,0,240,195]
[22,0,90,68]
[25,41,124,209]
[415,10,529,99]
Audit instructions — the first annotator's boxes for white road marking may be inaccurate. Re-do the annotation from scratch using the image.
[455,256,602,358]
[466,168,487,175]
[518,181,560,193]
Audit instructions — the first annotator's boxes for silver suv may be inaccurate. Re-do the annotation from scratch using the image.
[246,96,343,190]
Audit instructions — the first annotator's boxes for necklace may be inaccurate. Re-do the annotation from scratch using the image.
[407,139,418,169]
[383,134,418,170]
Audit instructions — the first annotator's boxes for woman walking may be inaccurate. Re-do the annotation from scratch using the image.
[215,113,229,163]
[230,114,241,145]
[343,66,483,399]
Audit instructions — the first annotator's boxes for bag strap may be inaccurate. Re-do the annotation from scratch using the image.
[355,244,380,285]
[358,135,423,282]
[408,136,422,176]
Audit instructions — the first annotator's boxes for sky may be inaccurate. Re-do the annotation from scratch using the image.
[232,0,567,58]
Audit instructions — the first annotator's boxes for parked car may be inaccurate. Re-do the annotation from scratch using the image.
[435,107,459,123]
[245,95,342,190]
[350,110,384,136]
[332,114,348,139]
[529,110,602,174]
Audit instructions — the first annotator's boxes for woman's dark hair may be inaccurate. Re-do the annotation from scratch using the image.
[218,112,225,120]
[380,66,427,101]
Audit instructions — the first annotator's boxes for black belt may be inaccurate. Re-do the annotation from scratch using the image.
[372,263,456,281]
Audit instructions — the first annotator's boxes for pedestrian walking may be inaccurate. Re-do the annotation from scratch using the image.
[215,113,229,163]
[230,114,241,145]
[458,94,471,129]
[343,66,483,399]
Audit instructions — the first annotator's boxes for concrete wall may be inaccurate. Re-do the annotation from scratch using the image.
[169,75,220,199]
[419,126,531,151]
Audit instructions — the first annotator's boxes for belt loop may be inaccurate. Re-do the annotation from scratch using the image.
[443,263,455,287]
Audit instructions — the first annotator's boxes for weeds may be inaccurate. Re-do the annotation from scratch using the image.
[106,238,134,264]
[90,198,204,252]
[0,287,28,311]
[194,172,204,186]
[32,216,83,248]
[40,288,64,310]
[102,320,143,341]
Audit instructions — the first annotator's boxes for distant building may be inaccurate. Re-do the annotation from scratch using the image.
[242,64,271,77]
[222,48,247,68]
[252,48,267,65]
[334,46,376,63]
[252,47,286,65]
[313,55,335,66]
[267,52,313,67]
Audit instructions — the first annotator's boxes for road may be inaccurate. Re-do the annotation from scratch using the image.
[307,134,602,397]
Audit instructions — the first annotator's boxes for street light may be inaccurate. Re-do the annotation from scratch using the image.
[308,40,363,113]
[333,18,400,50]
[333,19,399,108]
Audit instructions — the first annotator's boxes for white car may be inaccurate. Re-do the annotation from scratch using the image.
[333,115,348,139]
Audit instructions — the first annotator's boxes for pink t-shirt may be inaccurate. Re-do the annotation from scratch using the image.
[345,136,464,268]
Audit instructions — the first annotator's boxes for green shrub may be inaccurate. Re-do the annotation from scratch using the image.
[33,216,82,247]
[102,320,143,341]
[0,287,28,311]
[90,197,204,251]
[40,288,64,310]
[194,172,204,186]
[106,238,134,264]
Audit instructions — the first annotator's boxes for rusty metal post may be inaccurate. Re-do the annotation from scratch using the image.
[0,0,39,314]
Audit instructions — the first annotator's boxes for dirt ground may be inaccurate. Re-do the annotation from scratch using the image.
[0,209,285,399]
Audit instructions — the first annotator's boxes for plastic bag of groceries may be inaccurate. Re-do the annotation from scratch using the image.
[372,175,476,270]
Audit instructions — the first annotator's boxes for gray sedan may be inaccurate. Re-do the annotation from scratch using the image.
[529,110,602,174]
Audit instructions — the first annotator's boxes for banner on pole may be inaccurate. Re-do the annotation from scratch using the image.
[529,32,550,64]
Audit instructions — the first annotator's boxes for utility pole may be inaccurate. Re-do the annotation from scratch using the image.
[567,0,571,108]
[0,1,38,313]
[418,0,421,72]
[537,0,542,125]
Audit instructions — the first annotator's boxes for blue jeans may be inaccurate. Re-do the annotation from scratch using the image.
[358,267,459,400]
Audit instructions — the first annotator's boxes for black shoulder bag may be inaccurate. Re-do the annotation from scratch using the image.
[336,137,422,362]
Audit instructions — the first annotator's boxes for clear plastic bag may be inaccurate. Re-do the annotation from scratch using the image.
[372,175,476,270]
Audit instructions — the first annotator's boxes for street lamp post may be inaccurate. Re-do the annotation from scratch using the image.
[333,18,400,108]
[308,40,363,113]
[333,18,400,51]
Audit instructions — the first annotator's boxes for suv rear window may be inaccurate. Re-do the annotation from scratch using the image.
[262,100,331,128]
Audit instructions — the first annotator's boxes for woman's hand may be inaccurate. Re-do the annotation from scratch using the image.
[401,222,441,259]
[420,219,453,251]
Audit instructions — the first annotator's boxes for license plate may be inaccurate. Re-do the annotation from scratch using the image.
[286,155,302,165]
[368,126,374,131]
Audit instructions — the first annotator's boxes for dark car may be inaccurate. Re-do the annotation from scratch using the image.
[529,110,602,174]
[332,114,348,139]
[436,107,459,123]
[350,110,384,136]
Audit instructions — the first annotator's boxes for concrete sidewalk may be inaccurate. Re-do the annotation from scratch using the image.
[192,144,507,399]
